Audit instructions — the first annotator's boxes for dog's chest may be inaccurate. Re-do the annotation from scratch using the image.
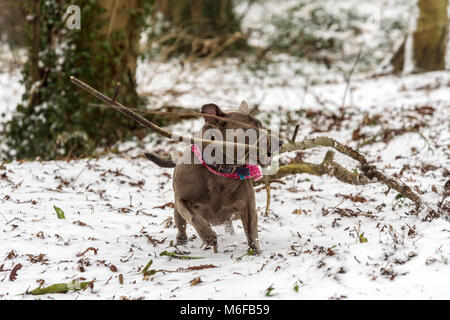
[205,176,241,200]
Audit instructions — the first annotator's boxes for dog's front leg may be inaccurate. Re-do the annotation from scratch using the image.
[240,199,260,254]
[174,208,188,245]
[176,199,217,247]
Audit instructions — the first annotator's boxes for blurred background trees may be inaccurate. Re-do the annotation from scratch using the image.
[0,0,448,160]
[413,0,448,72]
[392,0,448,73]
[148,0,246,59]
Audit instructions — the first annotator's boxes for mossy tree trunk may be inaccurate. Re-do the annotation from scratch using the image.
[4,0,150,160]
[413,0,448,72]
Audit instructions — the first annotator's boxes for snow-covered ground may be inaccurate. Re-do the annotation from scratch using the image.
[1,65,449,299]
[0,0,449,300]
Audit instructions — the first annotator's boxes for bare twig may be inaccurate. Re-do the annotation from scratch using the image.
[342,47,363,108]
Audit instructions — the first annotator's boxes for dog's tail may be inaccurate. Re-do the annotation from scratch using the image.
[144,153,176,168]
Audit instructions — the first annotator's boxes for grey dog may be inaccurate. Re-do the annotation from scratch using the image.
[146,101,282,253]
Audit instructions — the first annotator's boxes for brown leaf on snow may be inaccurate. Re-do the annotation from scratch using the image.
[73,220,92,228]
[181,264,217,271]
[27,253,48,264]
[9,263,22,281]
[129,180,145,188]
[77,247,98,257]
[421,164,439,174]
[146,235,166,247]
[110,265,118,272]
[415,106,435,116]
[336,193,368,203]
[161,172,172,179]
[444,180,450,191]
[5,250,18,260]
[190,277,202,286]
[153,202,175,210]
[309,184,322,192]
[161,217,173,228]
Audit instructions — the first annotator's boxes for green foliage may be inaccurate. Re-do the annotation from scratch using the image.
[3,0,151,160]
[142,260,153,274]
[160,250,203,260]
[393,193,406,210]
[265,285,275,297]
[53,205,66,219]
[29,280,92,295]
[359,232,368,243]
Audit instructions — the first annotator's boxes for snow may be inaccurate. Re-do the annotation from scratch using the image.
[1,0,449,300]
[1,65,449,299]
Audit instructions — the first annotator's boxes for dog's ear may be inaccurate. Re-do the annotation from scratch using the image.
[201,103,224,124]
[238,100,249,114]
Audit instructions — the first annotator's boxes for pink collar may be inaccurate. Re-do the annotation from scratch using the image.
[191,145,262,181]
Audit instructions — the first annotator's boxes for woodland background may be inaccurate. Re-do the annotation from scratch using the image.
[0,0,449,300]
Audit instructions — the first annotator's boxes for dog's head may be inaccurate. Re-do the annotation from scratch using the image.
[199,101,283,167]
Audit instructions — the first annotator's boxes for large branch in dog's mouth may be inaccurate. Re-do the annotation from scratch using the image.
[69,76,259,152]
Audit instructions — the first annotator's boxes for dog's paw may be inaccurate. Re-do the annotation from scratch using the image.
[224,221,235,235]
[248,243,261,255]
[176,232,188,245]
[201,230,217,247]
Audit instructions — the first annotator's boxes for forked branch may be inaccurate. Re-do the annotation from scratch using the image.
[70,76,428,213]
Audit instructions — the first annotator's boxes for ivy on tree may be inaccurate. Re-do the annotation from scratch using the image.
[4,0,153,160]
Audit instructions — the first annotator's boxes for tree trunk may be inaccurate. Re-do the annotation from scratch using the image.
[29,0,42,85]
[154,0,245,56]
[94,0,143,107]
[156,0,239,35]
[4,0,150,159]
[413,0,448,72]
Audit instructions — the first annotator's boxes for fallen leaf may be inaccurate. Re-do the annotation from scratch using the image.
[54,205,66,219]
[190,277,202,286]
[182,264,217,271]
[77,247,98,257]
[9,263,22,281]
[153,202,174,210]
